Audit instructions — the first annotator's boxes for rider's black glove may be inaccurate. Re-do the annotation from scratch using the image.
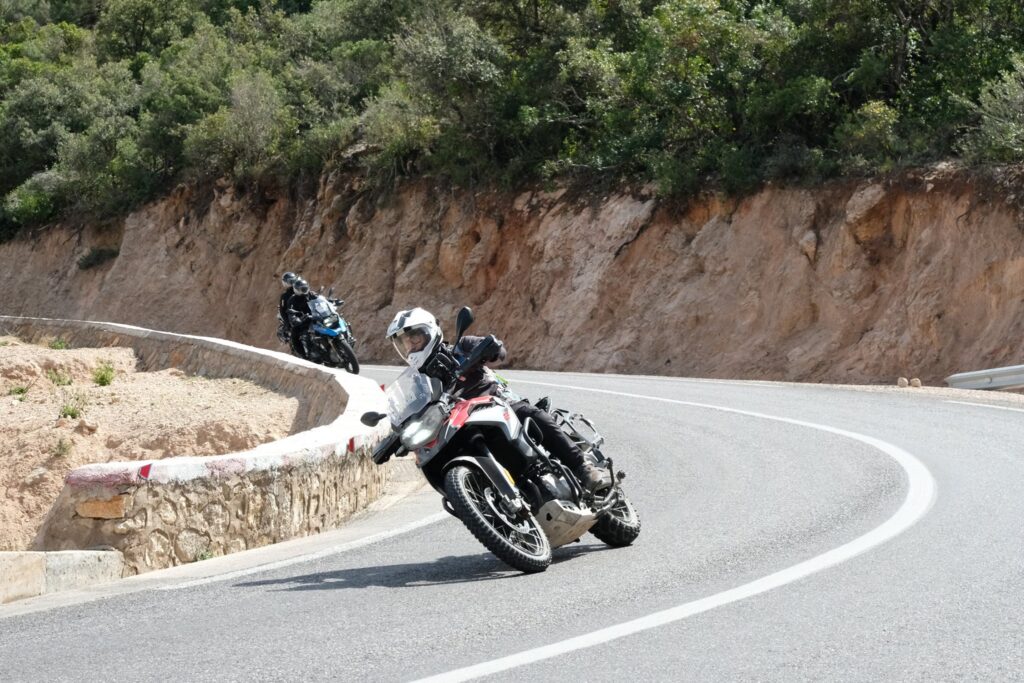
[422,344,459,386]
[486,337,504,362]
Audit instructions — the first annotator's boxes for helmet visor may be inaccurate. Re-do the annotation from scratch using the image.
[391,327,431,363]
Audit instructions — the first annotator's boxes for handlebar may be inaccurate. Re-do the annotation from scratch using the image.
[457,334,499,376]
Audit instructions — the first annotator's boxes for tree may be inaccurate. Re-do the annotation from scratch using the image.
[95,0,197,62]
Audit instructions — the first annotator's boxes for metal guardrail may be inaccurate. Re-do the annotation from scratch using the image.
[944,364,1024,390]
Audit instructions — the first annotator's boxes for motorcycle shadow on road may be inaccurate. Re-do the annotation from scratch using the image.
[235,543,610,593]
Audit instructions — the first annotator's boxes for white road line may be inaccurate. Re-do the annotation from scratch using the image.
[413,379,937,683]
[161,512,448,590]
[362,364,782,389]
[946,399,1024,414]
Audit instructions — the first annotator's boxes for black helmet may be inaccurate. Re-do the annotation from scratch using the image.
[292,278,310,295]
[281,271,298,287]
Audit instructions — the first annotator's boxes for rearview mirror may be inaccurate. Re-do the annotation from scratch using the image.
[455,306,474,343]
[361,412,386,427]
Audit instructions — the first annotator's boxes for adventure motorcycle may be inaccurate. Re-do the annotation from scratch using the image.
[362,307,640,573]
[281,288,360,374]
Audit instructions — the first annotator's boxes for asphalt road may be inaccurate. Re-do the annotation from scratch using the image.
[3,367,1023,682]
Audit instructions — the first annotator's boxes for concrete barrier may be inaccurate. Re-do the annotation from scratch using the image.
[0,553,45,604]
[0,551,126,603]
[0,316,391,584]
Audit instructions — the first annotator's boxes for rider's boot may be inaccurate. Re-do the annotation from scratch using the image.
[573,461,612,493]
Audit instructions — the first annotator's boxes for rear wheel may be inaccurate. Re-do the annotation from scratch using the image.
[444,465,551,573]
[331,337,360,374]
[590,491,641,547]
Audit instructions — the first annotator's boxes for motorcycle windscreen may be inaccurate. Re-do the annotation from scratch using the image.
[385,367,434,426]
[310,296,335,318]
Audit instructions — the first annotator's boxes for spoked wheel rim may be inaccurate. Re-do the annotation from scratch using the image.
[607,491,636,522]
[461,469,548,558]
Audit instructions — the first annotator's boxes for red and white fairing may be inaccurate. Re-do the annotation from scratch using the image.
[416,395,521,466]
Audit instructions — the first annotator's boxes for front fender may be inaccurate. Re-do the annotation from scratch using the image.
[444,453,520,504]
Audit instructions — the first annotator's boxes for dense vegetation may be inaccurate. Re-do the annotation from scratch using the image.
[2,0,1024,238]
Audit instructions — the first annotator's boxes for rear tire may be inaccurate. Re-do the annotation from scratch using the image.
[591,492,641,547]
[332,338,360,374]
[444,465,551,573]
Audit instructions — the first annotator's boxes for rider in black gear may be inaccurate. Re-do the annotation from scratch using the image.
[283,277,315,359]
[277,272,300,347]
[408,329,611,492]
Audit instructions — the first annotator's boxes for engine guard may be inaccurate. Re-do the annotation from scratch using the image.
[536,500,598,548]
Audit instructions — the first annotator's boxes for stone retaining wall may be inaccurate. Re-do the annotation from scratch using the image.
[0,316,390,576]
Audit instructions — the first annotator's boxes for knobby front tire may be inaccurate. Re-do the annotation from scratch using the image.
[332,337,360,374]
[444,465,551,573]
[591,492,641,547]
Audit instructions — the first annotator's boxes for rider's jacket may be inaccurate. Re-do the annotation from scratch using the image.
[280,291,313,327]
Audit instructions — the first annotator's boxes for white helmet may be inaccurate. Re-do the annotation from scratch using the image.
[386,308,442,369]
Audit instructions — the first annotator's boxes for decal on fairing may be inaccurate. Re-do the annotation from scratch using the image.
[465,404,521,440]
[448,396,494,429]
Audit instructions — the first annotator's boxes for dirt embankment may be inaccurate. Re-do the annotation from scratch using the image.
[0,167,1023,384]
[0,335,298,550]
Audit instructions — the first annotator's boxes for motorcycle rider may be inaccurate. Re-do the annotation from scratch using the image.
[283,277,316,359]
[386,308,612,492]
[277,271,300,347]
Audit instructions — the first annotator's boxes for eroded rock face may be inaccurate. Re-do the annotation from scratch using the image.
[1,169,1022,384]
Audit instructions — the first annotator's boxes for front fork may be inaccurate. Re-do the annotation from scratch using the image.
[463,435,527,516]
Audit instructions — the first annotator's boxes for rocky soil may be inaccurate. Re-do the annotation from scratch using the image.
[0,335,298,551]
[1,166,1023,384]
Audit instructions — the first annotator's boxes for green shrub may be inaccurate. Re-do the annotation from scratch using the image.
[48,337,68,350]
[78,247,120,270]
[360,81,439,184]
[3,173,61,225]
[52,437,73,457]
[45,367,72,385]
[834,101,901,173]
[9,385,28,400]
[95,0,196,63]
[183,69,295,180]
[960,54,1024,163]
[92,360,115,386]
[286,117,360,174]
[59,402,81,418]
[58,390,87,418]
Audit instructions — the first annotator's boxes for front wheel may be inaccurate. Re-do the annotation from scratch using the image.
[331,337,360,374]
[590,491,641,547]
[444,465,551,573]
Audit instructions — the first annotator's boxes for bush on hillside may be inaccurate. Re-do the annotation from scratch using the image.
[2,0,1024,236]
[960,55,1024,164]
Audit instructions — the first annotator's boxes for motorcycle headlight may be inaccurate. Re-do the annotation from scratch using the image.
[400,403,446,450]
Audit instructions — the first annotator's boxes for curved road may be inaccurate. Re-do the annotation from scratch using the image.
[3,368,1023,681]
